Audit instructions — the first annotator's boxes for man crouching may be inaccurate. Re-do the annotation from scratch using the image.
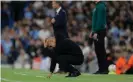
[43,37,84,78]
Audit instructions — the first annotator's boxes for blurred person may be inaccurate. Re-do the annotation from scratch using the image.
[109,22,119,44]
[114,45,133,74]
[33,9,45,28]
[119,36,126,48]
[125,38,133,74]
[88,51,99,74]
[130,38,133,53]
[82,42,91,59]
[26,39,37,69]
[106,47,115,66]
[10,1,26,21]
[119,28,126,38]
[115,53,127,74]
[24,6,33,20]
[115,49,133,74]
[46,1,84,78]
[33,1,43,10]
[38,28,51,41]
[32,54,41,70]
[43,17,53,29]
[75,11,85,22]
[32,40,43,70]
[1,45,7,64]
[1,36,12,57]
[15,49,29,68]
[45,5,55,18]
[81,42,91,72]
[89,1,108,74]
[16,24,27,37]
[126,55,133,74]
[1,3,13,28]
[9,46,19,68]
[29,24,39,40]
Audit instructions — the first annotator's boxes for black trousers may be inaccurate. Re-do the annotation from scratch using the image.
[57,55,83,73]
[94,30,108,72]
[56,39,84,73]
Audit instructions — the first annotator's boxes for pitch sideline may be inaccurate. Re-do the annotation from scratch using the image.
[0,78,22,82]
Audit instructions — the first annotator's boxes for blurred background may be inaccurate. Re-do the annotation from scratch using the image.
[1,1,133,74]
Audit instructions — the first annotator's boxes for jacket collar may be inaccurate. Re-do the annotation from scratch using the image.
[56,7,62,14]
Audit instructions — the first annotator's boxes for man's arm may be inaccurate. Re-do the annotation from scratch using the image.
[50,58,56,73]
[47,57,56,78]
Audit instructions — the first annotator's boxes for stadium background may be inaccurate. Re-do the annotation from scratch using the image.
[1,1,133,74]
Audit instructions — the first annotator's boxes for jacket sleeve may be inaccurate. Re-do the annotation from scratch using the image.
[50,58,56,73]
[92,10,96,33]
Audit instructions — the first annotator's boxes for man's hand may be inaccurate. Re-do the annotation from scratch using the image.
[51,18,56,24]
[89,32,98,41]
[89,32,93,38]
[47,73,52,78]
[93,33,98,40]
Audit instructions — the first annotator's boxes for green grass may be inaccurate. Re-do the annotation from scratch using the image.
[1,68,133,82]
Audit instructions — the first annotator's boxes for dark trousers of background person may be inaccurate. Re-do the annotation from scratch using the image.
[94,30,108,73]
[126,67,133,74]
[56,39,84,73]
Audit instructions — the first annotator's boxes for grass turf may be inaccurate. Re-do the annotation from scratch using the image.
[1,68,133,82]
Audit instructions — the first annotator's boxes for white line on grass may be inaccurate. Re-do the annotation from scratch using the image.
[128,77,133,78]
[13,71,106,79]
[0,78,22,82]
[14,72,45,78]
[14,71,48,75]
[14,71,106,78]
[34,75,45,78]
[14,72,27,76]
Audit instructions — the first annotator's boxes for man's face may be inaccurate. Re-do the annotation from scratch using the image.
[44,37,56,48]
[52,1,58,9]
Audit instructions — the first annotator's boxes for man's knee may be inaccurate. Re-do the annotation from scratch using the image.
[57,55,67,64]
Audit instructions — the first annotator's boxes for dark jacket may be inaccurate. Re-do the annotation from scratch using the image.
[40,46,56,73]
[40,39,83,73]
[53,8,69,45]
